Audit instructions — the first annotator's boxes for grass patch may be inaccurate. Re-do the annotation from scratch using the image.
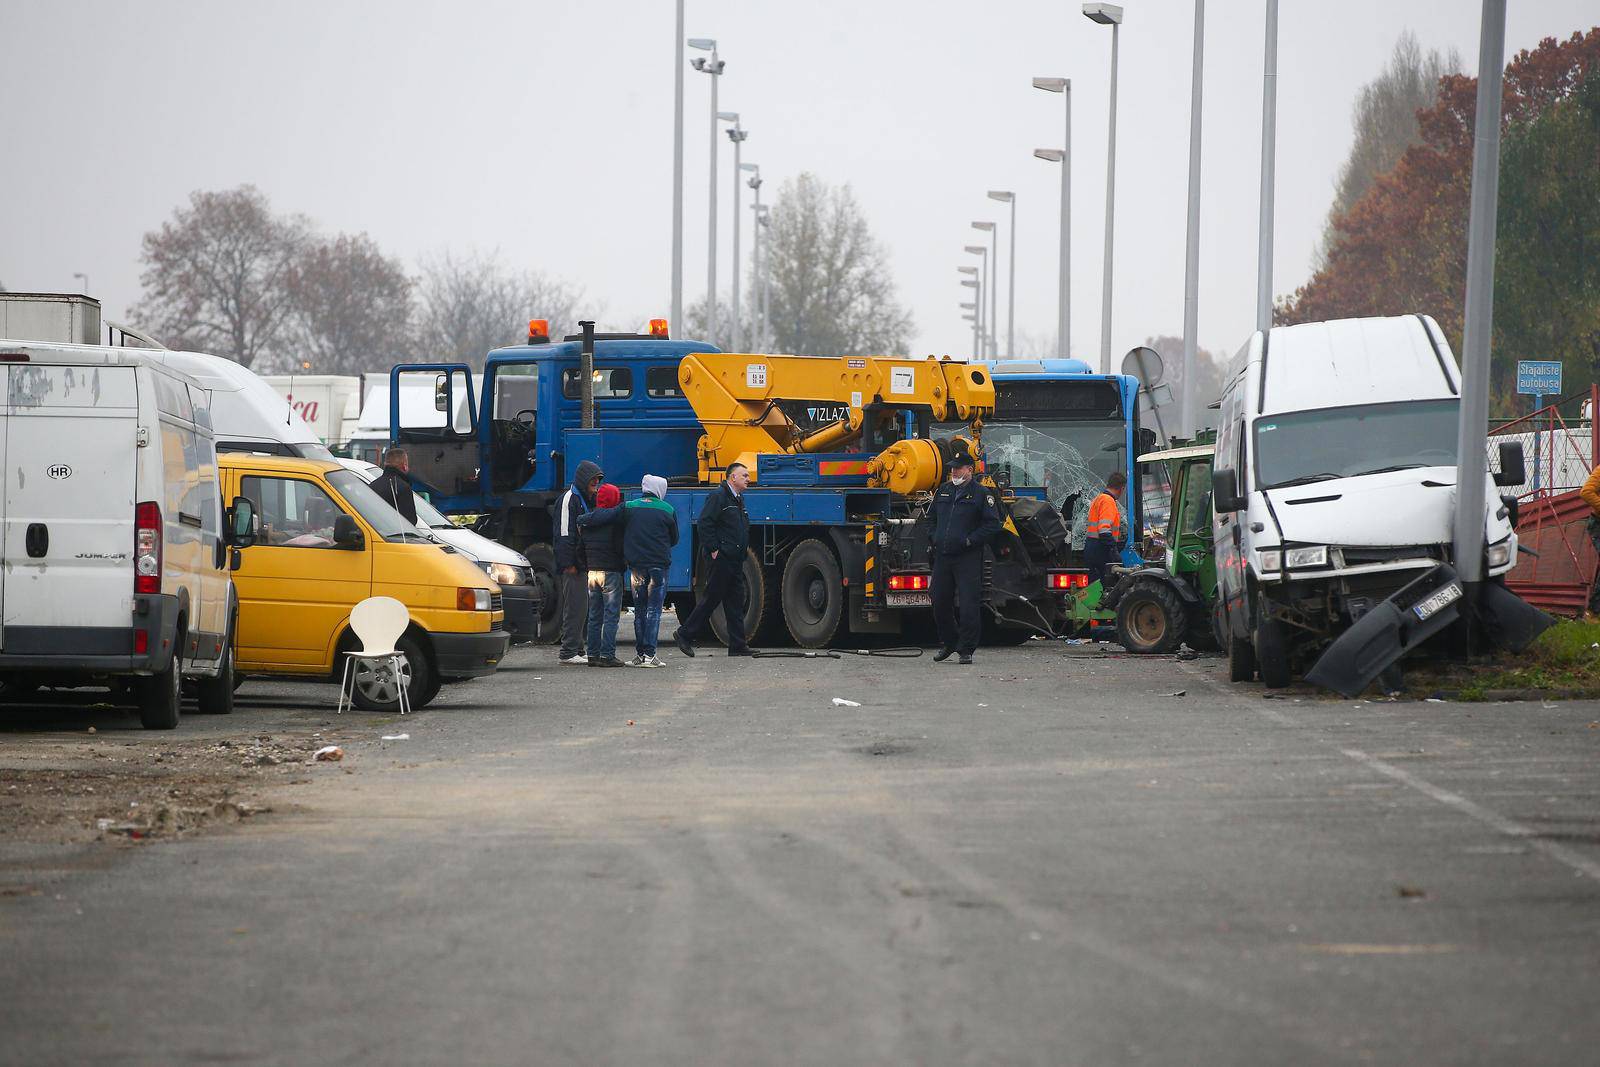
[1408,619,1600,700]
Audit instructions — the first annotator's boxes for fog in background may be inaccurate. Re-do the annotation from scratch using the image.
[1,0,1592,364]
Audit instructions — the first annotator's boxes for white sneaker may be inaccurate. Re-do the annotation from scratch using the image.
[559,654,588,666]
[626,655,649,667]
[648,655,667,667]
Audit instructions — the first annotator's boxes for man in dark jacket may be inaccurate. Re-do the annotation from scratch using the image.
[369,447,418,525]
[675,462,752,658]
[554,459,603,665]
[929,447,1002,664]
[579,474,679,665]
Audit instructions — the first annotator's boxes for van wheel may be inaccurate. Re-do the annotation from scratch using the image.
[1114,580,1185,655]
[139,652,182,731]
[195,622,236,715]
[521,544,560,645]
[781,539,843,648]
[1254,615,1293,689]
[1227,618,1256,683]
[351,635,437,712]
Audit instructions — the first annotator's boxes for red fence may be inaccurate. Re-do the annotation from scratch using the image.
[1498,385,1598,616]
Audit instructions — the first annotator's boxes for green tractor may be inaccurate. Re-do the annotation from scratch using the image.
[1100,440,1219,654]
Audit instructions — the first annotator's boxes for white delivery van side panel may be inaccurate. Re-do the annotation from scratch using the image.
[2,364,139,638]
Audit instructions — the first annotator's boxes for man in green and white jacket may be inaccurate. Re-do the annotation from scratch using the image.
[577,474,680,666]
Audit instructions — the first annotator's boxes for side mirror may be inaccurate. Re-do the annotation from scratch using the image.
[434,373,450,412]
[333,514,365,549]
[1213,468,1244,514]
[1137,427,1158,455]
[1494,441,1526,487]
[225,498,258,549]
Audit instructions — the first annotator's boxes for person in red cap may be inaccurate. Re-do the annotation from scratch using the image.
[581,483,627,666]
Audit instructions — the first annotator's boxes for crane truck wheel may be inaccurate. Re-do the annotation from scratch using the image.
[708,549,770,649]
[1113,580,1185,655]
[521,544,561,645]
[781,539,844,647]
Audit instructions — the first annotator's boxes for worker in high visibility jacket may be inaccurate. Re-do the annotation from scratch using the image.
[1581,465,1600,614]
[1083,471,1127,586]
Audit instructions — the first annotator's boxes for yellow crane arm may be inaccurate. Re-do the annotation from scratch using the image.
[677,352,994,482]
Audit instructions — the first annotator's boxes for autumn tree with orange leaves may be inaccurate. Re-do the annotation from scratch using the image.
[1278,29,1600,415]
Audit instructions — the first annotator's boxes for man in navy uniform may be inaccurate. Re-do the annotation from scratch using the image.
[929,446,1003,664]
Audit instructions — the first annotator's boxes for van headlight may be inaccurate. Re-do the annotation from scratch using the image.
[1258,549,1282,573]
[1285,545,1329,569]
[1486,539,1512,568]
[483,562,527,586]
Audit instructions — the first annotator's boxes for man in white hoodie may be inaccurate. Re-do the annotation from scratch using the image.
[579,474,680,666]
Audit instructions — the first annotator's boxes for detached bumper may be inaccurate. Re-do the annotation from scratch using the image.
[432,629,510,678]
[499,583,540,643]
[0,594,181,676]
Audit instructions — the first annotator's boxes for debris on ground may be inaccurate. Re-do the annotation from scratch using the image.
[626,720,636,727]
[1164,690,1187,698]
[832,698,862,707]
[380,734,410,741]
[313,746,344,762]
[1396,884,1429,900]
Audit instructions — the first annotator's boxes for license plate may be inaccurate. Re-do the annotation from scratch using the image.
[1412,582,1463,620]
[886,591,932,607]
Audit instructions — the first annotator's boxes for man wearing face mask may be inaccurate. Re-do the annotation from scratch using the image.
[929,445,1002,664]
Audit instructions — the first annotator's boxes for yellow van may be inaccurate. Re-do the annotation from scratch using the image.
[218,454,508,711]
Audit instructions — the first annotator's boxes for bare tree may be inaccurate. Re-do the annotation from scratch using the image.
[131,185,308,367]
[753,174,914,356]
[276,233,413,375]
[413,250,584,368]
[1317,32,1461,262]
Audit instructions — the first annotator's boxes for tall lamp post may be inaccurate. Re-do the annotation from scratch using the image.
[722,115,748,350]
[987,192,1016,358]
[756,205,772,349]
[742,163,760,351]
[1083,3,1123,373]
[1255,0,1278,333]
[972,222,996,358]
[962,251,988,357]
[959,271,981,358]
[671,2,686,331]
[72,272,89,296]
[1181,0,1205,438]
[689,39,725,339]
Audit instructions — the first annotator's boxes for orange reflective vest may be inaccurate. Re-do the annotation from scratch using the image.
[1581,467,1600,518]
[1087,492,1121,540]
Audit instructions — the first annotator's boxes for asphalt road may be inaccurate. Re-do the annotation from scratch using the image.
[2,625,1598,1066]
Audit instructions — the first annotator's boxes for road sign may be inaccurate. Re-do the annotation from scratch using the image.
[1516,360,1561,396]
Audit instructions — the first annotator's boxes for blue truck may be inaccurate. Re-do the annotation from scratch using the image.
[391,327,1147,647]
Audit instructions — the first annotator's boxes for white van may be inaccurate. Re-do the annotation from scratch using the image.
[147,350,332,459]
[1211,315,1523,690]
[0,339,257,728]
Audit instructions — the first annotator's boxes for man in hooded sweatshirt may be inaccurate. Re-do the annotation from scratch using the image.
[580,474,679,666]
[581,483,627,667]
[554,459,603,665]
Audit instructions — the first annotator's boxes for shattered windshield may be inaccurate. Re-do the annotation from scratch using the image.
[938,418,1127,549]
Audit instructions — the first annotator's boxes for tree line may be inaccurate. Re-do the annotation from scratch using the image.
[132,173,915,373]
[1280,28,1600,415]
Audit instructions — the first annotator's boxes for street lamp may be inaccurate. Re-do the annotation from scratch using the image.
[1032,74,1071,362]
[742,163,761,351]
[1083,3,1123,373]
[1256,0,1277,334]
[689,38,725,340]
[671,3,687,331]
[971,222,996,359]
[987,192,1015,358]
[1181,1,1206,438]
[722,115,749,350]
[755,204,772,349]
[962,248,988,358]
[72,271,89,295]
[959,270,981,359]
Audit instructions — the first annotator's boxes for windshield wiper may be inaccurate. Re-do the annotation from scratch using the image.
[1267,473,1341,489]
[384,531,431,543]
[1353,463,1427,477]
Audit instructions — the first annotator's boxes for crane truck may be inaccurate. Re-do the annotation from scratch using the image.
[389,322,1089,648]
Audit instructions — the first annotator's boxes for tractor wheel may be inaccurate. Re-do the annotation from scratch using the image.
[1114,580,1186,655]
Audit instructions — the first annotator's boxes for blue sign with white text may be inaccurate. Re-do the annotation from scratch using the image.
[1517,360,1562,395]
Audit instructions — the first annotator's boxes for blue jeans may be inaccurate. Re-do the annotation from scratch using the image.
[631,567,668,657]
[586,571,623,660]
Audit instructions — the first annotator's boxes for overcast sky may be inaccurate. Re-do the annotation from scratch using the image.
[1,1,1593,367]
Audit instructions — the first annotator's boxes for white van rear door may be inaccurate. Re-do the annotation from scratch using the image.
[3,364,139,640]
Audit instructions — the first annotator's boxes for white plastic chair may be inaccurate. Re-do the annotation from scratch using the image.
[337,596,414,715]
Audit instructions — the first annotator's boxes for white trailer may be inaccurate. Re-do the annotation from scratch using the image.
[259,375,362,447]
